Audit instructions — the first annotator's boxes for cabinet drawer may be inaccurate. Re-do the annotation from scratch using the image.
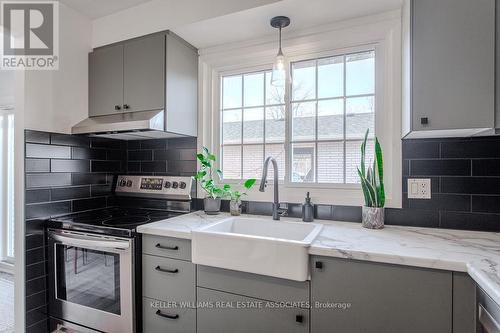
[142,235,191,260]
[197,287,309,333]
[143,297,195,333]
[197,265,309,304]
[143,254,195,303]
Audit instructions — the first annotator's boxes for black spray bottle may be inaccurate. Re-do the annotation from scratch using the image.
[302,192,314,222]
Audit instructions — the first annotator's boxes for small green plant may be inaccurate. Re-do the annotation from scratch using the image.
[357,130,385,208]
[193,147,256,200]
[193,147,228,199]
[227,179,257,202]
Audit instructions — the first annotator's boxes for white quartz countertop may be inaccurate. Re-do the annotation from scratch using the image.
[136,211,500,305]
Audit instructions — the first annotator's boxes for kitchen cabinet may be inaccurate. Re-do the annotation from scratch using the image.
[403,0,496,138]
[197,287,309,333]
[123,34,165,113]
[89,44,124,117]
[452,273,476,333]
[88,32,198,137]
[310,256,453,333]
[142,236,196,333]
[496,0,500,128]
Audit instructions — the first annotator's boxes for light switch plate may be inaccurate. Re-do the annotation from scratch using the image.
[407,178,432,199]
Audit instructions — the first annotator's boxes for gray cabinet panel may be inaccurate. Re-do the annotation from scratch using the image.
[123,34,165,113]
[89,44,123,117]
[496,0,500,128]
[412,0,495,131]
[197,287,309,333]
[142,254,195,304]
[165,33,198,136]
[310,256,452,333]
[197,265,309,304]
[142,235,191,261]
[453,273,476,333]
[143,297,196,333]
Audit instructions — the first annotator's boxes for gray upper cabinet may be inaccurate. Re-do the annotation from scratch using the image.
[123,34,165,113]
[403,0,496,138]
[310,256,453,333]
[88,32,198,137]
[89,44,124,117]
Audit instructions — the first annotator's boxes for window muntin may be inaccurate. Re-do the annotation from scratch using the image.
[220,50,375,185]
[290,50,375,184]
[221,71,286,181]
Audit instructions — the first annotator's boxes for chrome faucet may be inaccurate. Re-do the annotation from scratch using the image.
[259,156,287,220]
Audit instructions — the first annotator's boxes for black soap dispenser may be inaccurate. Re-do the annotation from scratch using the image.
[302,192,314,222]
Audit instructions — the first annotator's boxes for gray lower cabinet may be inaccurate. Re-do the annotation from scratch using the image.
[142,254,196,303]
[197,287,309,333]
[310,256,453,333]
[453,273,476,333]
[143,297,196,333]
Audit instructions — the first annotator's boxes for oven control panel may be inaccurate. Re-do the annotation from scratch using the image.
[115,175,192,200]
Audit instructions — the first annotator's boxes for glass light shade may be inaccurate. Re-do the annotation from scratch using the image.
[270,54,286,87]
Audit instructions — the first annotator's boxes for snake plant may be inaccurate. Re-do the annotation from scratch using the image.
[357,130,385,208]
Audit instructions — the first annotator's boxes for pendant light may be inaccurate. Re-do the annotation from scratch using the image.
[270,16,290,87]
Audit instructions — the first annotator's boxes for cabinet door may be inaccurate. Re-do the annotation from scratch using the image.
[197,287,309,333]
[311,256,452,333]
[412,0,495,131]
[89,44,124,117]
[452,273,476,333]
[123,34,165,113]
[496,0,500,128]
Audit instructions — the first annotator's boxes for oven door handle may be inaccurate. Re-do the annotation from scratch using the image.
[479,304,500,333]
[50,233,130,250]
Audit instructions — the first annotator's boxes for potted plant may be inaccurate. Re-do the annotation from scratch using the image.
[226,179,257,216]
[194,147,228,215]
[357,130,385,229]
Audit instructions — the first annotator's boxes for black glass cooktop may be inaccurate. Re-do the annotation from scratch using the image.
[48,207,182,237]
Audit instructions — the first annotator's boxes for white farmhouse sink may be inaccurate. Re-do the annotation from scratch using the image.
[191,216,323,281]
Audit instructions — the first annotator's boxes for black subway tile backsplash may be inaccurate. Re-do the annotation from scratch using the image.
[51,186,90,201]
[402,136,500,231]
[50,133,89,147]
[410,159,471,176]
[26,173,72,188]
[26,143,71,159]
[72,147,107,160]
[26,159,50,173]
[51,159,90,173]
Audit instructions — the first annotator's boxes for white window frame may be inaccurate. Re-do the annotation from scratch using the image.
[217,45,378,189]
[199,10,402,207]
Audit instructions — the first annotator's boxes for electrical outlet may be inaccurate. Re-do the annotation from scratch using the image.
[407,178,431,199]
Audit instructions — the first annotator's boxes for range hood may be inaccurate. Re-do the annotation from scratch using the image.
[71,110,185,140]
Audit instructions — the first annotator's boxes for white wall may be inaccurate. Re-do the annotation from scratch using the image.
[91,0,281,47]
[24,3,91,134]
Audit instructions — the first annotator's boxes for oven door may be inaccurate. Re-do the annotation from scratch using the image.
[477,287,500,333]
[48,229,135,333]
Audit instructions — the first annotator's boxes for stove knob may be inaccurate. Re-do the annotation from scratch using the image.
[126,180,132,187]
[172,181,179,189]
[164,181,171,189]
[119,179,126,187]
[179,181,187,189]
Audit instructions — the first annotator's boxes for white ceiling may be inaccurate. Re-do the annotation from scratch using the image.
[59,0,153,19]
[173,0,403,49]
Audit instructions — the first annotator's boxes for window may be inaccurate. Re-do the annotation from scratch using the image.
[291,51,375,184]
[220,50,375,185]
[221,71,286,180]
[0,109,15,261]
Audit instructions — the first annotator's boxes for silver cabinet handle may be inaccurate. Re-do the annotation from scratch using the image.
[479,304,500,333]
[155,243,178,250]
[50,232,130,250]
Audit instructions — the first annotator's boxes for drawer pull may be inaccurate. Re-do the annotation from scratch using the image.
[155,309,179,320]
[155,243,179,251]
[155,265,179,274]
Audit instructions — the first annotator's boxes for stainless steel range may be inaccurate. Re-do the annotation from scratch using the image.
[47,175,193,333]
